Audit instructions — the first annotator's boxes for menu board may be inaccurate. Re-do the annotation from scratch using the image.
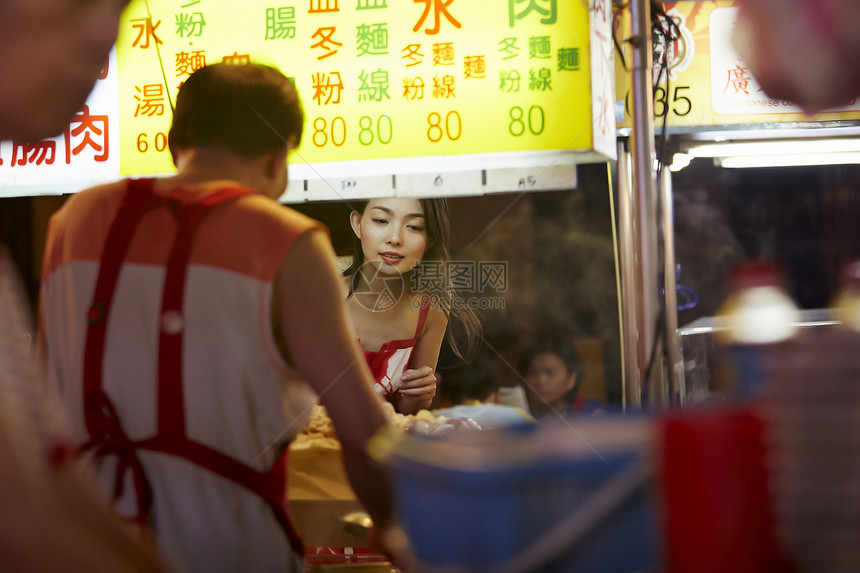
[615,0,860,131]
[0,0,615,199]
[117,0,616,200]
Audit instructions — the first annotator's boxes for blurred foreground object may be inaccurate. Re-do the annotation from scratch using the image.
[715,261,800,346]
[713,261,800,399]
[660,407,789,573]
[757,258,860,571]
[0,248,168,571]
[370,417,656,573]
[733,0,860,113]
[765,327,860,571]
[832,258,860,331]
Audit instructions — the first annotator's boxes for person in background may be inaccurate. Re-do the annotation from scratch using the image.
[518,339,603,419]
[0,0,168,570]
[39,62,403,572]
[432,355,534,429]
[344,198,481,415]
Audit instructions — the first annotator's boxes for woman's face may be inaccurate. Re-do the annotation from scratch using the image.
[350,198,428,276]
[525,352,576,410]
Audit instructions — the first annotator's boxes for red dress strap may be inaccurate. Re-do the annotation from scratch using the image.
[79,179,303,554]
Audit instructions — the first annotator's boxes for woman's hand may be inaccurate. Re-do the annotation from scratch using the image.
[396,367,436,414]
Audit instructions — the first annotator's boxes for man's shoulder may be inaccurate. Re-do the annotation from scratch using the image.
[52,179,130,223]
[233,192,320,230]
[69,179,129,202]
[217,192,328,262]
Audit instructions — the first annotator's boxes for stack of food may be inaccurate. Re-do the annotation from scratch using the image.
[288,403,477,500]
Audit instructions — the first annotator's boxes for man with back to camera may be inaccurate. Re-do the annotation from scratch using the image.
[38,61,404,572]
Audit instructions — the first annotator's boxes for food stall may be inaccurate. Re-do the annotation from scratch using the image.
[2,0,860,571]
[1,0,623,570]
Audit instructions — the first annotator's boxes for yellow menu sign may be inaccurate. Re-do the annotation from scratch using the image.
[615,0,860,130]
[118,0,616,180]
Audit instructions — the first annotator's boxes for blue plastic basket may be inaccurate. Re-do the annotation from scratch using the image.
[374,417,657,573]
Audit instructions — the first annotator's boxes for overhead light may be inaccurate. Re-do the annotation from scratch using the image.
[719,152,860,168]
[686,138,860,158]
[715,262,801,345]
[669,153,692,172]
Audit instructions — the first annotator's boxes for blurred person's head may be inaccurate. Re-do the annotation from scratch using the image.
[0,0,129,142]
[168,62,304,198]
[518,339,584,417]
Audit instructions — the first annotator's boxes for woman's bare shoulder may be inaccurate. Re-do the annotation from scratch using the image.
[408,293,448,330]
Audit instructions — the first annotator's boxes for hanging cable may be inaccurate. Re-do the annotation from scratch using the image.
[142,0,176,116]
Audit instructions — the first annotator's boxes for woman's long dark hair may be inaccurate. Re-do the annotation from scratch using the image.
[344,198,482,360]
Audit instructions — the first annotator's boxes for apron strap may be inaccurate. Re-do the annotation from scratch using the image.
[79,180,303,553]
[138,435,303,555]
[83,178,161,428]
[156,186,255,436]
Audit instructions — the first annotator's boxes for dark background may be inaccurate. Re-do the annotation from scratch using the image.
[6,160,860,406]
[671,160,860,326]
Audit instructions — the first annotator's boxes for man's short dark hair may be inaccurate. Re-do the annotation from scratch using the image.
[438,358,499,405]
[169,62,303,158]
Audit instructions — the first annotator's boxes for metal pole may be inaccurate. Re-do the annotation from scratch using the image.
[660,170,684,405]
[616,138,641,410]
[629,0,660,406]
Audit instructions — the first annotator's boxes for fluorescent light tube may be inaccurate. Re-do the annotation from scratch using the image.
[719,152,860,168]
[687,139,860,158]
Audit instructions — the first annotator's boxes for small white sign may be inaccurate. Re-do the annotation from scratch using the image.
[483,163,576,193]
[296,174,395,202]
[396,170,483,198]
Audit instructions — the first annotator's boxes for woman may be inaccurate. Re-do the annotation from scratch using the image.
[344,197,480,415]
